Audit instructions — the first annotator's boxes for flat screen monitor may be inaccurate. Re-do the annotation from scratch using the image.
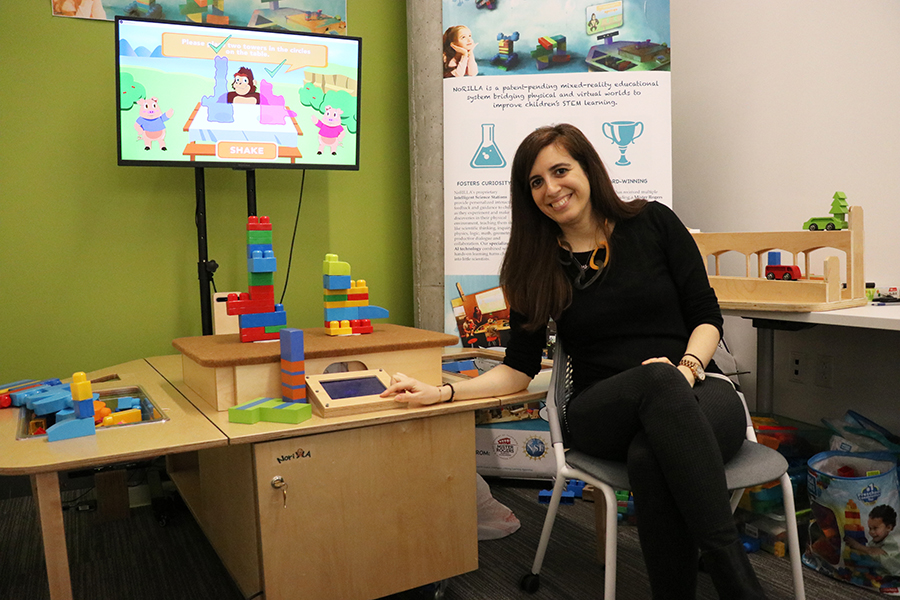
[115,16,361,170]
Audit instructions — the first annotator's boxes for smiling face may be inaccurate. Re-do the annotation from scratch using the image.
[869,517,894,544]
[232,74,251,96]
[455,27,475,51]
[529,143,595,237]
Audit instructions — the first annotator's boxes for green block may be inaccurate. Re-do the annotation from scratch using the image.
[228,397,271,424]
[248,271,275,287]
[265,324,287,334]
[247,230,273,245]
[324,293,348,302]
[260,399,312,424]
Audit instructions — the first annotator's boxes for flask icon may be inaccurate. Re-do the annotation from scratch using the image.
[470,123,506,168]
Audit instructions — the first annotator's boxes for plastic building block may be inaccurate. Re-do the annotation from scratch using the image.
[247,230,273,245]
[47,416,96,442]
[240,326,281,343]
[323,253,351,276]
[248,249,277,273]
[538,489,575,505]
[324,306,359,323]
[239,304,287,329]
[229,397,270,424]
[11,382,66,408]
[350,319,374,334]
[55,408,76,423]
[566,479,586,498]
[248,285,275,300]
[325,320,353,336]
[260,399,313,424]
[246,216,272,231]
[226,292,275,316]
[110,408,141,424]
[71,372,93,402]
[30,418,47,435]
[323,274,352,290]
[358,305,390,320]
[248,271,275,287]
[280,328,304,361]
[247,243,274,258]
[32,391,74,417]
[93,400,112,425]
[0,393,12,409]
[74,397,97,419]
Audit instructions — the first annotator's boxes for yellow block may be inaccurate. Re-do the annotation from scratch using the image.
[71,372,93,402]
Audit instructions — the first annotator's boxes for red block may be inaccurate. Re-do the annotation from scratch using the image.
[246,216,273,231]
[281,371,306,387]
[240,327,280,343]
[350,319,374,334]
[248,285,275,300]
[347,293,369,301]
[0,393,10,409]
[226,292,275,316]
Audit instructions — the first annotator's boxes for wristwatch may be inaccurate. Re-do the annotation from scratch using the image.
[678,356,705,384]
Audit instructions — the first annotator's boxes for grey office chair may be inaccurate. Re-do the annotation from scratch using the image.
[520,342,806,599]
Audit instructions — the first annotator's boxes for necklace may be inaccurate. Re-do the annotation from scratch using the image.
[560,241,609,290]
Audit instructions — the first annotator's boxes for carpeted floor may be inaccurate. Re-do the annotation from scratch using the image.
[0,476,878,599]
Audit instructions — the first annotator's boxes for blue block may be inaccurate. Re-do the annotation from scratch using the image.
[247,243,273,259]
[239,305,287,329]
[32,391,74,416]
[323,274,352,290]
[280,328,305,362]
[47,416,96,442]
[0,379,36,391]
[281,381,306,390]
[248,250,277,273]
[358,305,389,320]
[74,395,98,419]
[566,479,586,498]
[55,408,76,423]
[324,306,359,322]
[115,396,140,411]
[767,251,781,266]
[11,383,67,408]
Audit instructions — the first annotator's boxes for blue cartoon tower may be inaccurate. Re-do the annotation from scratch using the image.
[226,216,288,343]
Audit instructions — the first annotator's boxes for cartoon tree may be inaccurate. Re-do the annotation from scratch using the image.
[829,191,849,219]
[299,84,358,135]
[120,72,146,110]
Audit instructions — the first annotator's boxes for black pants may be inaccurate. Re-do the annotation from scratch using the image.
[565,363,746,598]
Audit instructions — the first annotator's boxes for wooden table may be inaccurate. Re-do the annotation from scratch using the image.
[0,359,228,600]
[3,327,550,600]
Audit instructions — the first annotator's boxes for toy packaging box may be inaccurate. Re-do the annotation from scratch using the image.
[475,417,556,479]
[805,451,900,594]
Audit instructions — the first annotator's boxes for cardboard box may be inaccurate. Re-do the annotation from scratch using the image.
[475,418,557,479]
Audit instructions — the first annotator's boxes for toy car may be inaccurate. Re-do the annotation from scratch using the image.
[765,265,802,280]
[802,216,846,231]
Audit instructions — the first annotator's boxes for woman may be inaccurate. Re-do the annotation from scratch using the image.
[381,124,767,599]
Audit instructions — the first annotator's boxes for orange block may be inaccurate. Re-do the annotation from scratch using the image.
[282,371,306,387]
[282,385,307,401]
[281,358,305,374]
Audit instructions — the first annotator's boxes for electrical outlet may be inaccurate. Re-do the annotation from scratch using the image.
[814,354,834,388]
[788,351,807,383]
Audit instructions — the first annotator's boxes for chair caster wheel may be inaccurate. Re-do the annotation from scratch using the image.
[520,573,540,593]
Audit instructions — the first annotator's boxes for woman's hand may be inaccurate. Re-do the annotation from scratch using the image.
[641,356,695,388]
[380,372,444,405]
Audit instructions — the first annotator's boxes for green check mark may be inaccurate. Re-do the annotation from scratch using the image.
[209,35,231,54]
[266,59,287,77]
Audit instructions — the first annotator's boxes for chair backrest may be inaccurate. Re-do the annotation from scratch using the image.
[545,341,570,447]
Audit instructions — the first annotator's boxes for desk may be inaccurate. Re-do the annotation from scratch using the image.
[0,359,228,600]
[724,305,900,414]
[3,336,549,600]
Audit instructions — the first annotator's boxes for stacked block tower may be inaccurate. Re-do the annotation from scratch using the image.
[228,328,313,425]
[323,254,389,336]
[531,35,571,70]
[491,32,520,71]
[226,216,288,343]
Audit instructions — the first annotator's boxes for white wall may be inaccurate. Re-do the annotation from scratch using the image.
[671,1,900,429]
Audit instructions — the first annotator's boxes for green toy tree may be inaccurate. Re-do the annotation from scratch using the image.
[829,191,849,219]
[119,72,146,110]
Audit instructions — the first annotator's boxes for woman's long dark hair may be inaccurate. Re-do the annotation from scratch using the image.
[500,124,647,331]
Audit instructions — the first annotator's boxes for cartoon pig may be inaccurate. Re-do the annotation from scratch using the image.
[311,106,345,155]
[134,97,174,151]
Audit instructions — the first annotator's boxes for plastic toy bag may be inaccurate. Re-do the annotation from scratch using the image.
[804,450,900,594]
[824,411,900,457]
[476,474,521,540]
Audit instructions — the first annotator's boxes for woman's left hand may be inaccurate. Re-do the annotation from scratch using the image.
[641,356,695,387]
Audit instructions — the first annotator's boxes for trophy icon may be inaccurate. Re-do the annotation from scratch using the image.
[602,120,644,166]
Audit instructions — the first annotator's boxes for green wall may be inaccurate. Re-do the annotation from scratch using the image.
[0,2,413,382]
